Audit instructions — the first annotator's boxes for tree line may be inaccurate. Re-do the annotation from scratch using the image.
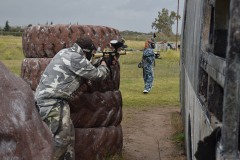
[1,8,180,40]
[0,20,24,32]
[121,8,181,42]
[0,20,24,36]
[152,8,181,36]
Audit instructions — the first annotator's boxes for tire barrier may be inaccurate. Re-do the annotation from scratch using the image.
[75,125,123,160]
[70,90,122,128]
[21,58,52,91]
[21,58,120,92]
[20,24,123,159]
[22,24,121,58]
[0,62,53,160]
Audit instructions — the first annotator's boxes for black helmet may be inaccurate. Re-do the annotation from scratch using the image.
[75,35,96,60]
[150,41,155,49]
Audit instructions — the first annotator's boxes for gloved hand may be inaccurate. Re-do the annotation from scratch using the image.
[91,57,103,66]
[100,60,107,66]
[100,57,109,66]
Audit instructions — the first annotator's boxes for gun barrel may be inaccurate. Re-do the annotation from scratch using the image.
[93,50,127,58]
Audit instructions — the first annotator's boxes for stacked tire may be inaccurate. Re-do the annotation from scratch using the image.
[21,24,123,160]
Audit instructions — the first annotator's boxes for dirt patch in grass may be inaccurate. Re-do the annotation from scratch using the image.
[121,106,186,160]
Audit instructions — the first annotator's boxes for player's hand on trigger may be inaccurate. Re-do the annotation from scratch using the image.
[100,58,107,66]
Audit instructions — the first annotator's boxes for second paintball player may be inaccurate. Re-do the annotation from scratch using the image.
[142,39,155,94]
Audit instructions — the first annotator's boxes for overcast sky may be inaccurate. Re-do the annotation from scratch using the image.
[0,0,184,33]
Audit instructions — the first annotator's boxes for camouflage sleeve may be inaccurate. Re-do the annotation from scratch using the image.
[69,53,109,80]
[143,48,155,57]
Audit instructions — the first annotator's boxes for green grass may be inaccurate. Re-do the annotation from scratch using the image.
[0,35,24,59]
[120,49,180,108]
[0,36,24,75]
[0,36,180,108]
[125,40,145,51]
[1,60,23,75]
[171,111,185,152]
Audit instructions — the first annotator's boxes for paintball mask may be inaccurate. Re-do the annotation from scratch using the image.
[150,42,155,49]
[148,39,155,49]
[76,36,97,60]
[145,39,155,49]
[83,45,96,61]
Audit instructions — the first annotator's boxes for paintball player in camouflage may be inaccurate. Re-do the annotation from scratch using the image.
[142,39,155,94]
[35,36,109,160]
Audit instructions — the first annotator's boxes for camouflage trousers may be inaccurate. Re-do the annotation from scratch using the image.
[43,100,75,160]
[143,65,154,91]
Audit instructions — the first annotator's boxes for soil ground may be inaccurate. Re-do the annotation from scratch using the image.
[120,106,186,160]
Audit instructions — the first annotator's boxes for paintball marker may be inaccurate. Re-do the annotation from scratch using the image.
[92,39,127,66]
[152,32,160,59]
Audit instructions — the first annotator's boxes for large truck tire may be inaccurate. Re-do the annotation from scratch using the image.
[21,58,52,91]
[0,62,53,160]
[21,58,120,91]
[70,90,122,128]
[20,24,123,159]
[75,125,123,160]
[73,61,120,93]
[22,24,121,58]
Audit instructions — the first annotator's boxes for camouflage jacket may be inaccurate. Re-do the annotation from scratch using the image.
[35,43,109,119]
[142,48,155,68]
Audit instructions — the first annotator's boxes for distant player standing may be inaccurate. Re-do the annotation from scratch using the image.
[142,39,155,93]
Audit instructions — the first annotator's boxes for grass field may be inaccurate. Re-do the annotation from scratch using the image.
[0,36,183,157]
[120,49,180,107]
[0,36,24,75]
[0,36,180,108]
